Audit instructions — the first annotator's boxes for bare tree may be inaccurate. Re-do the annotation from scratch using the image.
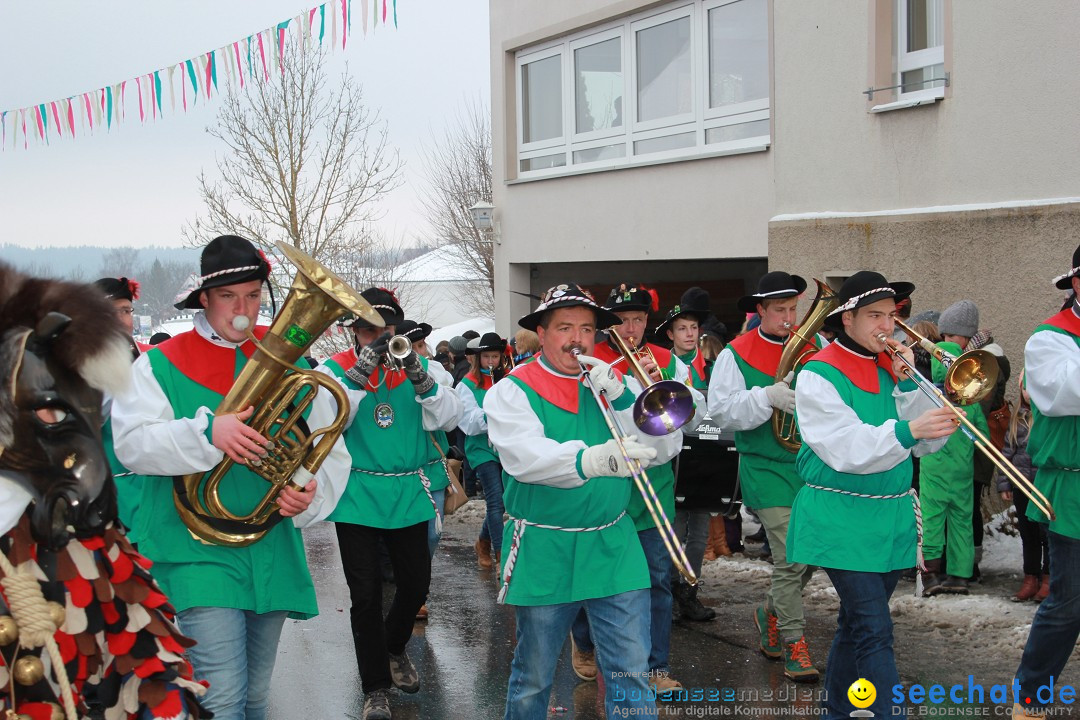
[417,98,494,316]
[185,39,402,297]
[97,247,142,280]
[137,258,194,324]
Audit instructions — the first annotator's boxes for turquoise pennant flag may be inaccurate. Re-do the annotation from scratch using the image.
[105,89,112,129]
[210,51,218,90]
[185,59,198,104]
[39,103,48,142]
[319,5,325,44]
[154,71,162,114]
[393,0,397,27]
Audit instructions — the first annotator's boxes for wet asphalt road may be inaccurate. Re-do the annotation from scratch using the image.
[267,516,1079,719]
[267,519,825,720]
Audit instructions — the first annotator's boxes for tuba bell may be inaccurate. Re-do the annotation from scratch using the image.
[173,241,384,547]
[771,279,839,452]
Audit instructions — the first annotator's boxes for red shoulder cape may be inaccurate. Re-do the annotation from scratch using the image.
[809,341,897,394]
[329,347,408,390]
[154,326,269,397]
[510,357,624,414]
[1044,307,1080,337]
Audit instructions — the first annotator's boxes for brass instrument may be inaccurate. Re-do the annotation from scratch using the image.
[385,335,415,369]
[174,241,385,546]
[894,318,1000,405]
[573,348,698,585]
[606,330,695,436]
[877,333,1055,521]
[771,279,839,451]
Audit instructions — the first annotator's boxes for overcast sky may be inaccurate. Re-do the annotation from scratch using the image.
[0,1,490,250]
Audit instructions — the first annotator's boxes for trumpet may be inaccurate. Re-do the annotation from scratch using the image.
[606,330,695,436]
[877,333,1055,520]
[573,348,698,585]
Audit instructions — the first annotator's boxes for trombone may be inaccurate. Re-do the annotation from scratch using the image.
[573,348,698,585]
[878,326,1055,521]
[605,330,695,436]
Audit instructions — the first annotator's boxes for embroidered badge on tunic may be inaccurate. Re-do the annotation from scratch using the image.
[374,402,395,428]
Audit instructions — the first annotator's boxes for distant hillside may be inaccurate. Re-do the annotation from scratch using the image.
[0,244,200,281]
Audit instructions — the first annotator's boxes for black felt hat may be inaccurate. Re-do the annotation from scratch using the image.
[173,235,271,310]
[826,271,915,325]
[603,283,660,314]
[519,282,622,332]
[1053,244,1080,289]
[343,287,404,328]
[656,286,711,334]
[94,277,140,302]
[466,332,507,354]
[398,319,433,342]
[737,272,807,314]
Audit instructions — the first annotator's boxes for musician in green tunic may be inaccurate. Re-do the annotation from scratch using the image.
[485,283,683,720]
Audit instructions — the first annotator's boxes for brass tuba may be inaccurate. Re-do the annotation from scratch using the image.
[771,279,839,452]
[174,241,385,547]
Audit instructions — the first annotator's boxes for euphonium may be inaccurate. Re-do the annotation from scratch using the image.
[771,279,839,452]
[174,242,385,547]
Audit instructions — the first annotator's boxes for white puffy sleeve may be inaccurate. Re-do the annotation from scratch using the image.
[457,382,488,436]
[419,359,463,432]
[291,385,353,528]
[1025,330,1080,416]
[111,355,223,476]
[671,356,707,428]
[707,347,773,431]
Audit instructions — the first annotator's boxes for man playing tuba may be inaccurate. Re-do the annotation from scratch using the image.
[706,271,822,682]
[112,234,350,720]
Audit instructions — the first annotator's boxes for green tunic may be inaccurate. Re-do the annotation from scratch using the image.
[461,376,499,468]
[102,417,144,544]
[136,346,317,618]
[1025,321,1080,539]
[787,361,918,572]
[323,354,448,528]
[920,341,989,488]
[726,337,803,509]
[499,361,649,606]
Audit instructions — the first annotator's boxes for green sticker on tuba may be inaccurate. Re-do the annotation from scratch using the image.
[284,324,312,347]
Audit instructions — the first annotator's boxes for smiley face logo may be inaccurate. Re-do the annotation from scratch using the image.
[847,678,876,709]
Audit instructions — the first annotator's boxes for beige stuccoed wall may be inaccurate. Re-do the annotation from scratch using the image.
[490,0,774,335]
[771,0,1080,213]
[770,202,1080,386]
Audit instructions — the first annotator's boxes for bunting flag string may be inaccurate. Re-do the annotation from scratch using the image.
[1,0,397,152]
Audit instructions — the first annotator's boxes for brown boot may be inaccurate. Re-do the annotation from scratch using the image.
[711,516,732,557]
[1035,574,1050,602]
[1012,575,1040,602]
[475,538,493,569]
[703,520,719,562]
[921,558,945,597]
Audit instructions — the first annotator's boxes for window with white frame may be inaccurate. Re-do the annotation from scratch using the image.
[514,0,770,179]
[897,0,945,100]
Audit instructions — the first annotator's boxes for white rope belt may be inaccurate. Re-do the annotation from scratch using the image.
[803,483,926,595]
[351,459,444,534]
[497,511,626,605]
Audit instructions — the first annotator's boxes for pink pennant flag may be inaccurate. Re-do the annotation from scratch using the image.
[309,7,317,40]
[149,74,156,119]
[383,0,387,23]
[205,52,213,98]
[233,42,245,89]
[51,102,62,138]
[258,31,269,81]
[278,25,286,72]
[83,93,93,130]
[136,76,145,122]
[120,81,126,120]
[21,109,27,149]
[34,105,45,141]
[65,99,75,137]
[342,0,348,49]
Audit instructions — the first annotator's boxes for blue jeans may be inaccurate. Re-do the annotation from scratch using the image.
[427,488,445,557]
[176,607,288,720]
[505,589,655,720]
[570,528,673,673]
[475,461,505,552]
[821,568,903,720]
[1016,531,1080,710]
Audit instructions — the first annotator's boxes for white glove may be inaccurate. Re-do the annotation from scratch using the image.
[764,372,796,414]
[576,354,625,401]
[580,436,657,478]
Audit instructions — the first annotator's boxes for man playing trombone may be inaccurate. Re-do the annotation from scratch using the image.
[706,271,822,681]
[484,283,684,720]
[785,271,956,719]
[1013,244,1080,719]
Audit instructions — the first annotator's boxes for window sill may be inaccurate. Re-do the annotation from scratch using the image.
[509,141,770,185]
[869,94,943,114]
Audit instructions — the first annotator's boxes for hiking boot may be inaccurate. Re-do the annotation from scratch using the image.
[570,634,597,681]
[1012,575,1040,602]
[941,576,970,595]
[746,526,767,544]
[1035,575,1050,603]
[921,558,945,597]
[673,583,716,622]
[388,651,419,693]
[754,606,782,659]
[783,636,820,683]
[475,538,493,569]
[362,689,392,720]
[649,670,683,697]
